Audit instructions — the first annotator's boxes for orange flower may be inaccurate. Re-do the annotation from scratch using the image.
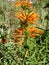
[14,28,24,35]
[14,0,32,8]
[12,28,24,42]
[28,12,40,24]
[14,11,26,23]
[26,27,44,37]
[14,11,40,24]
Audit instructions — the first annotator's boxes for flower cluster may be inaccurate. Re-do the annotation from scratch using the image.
[14,10,40,24]
[14,0,32,8]
[13,0,44,43]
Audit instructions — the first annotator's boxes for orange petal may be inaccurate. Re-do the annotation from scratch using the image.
[30,34,39,38]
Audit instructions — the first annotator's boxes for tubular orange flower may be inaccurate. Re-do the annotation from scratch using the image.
[14,11,26,23]
[13,28,24,37]
[12,28,24,42]
[26,27,38,34]
[14,11,40,24]
[28,12,40,24]
[14,28,24,34]
[26,27,44,38]
[14,0,32,8]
